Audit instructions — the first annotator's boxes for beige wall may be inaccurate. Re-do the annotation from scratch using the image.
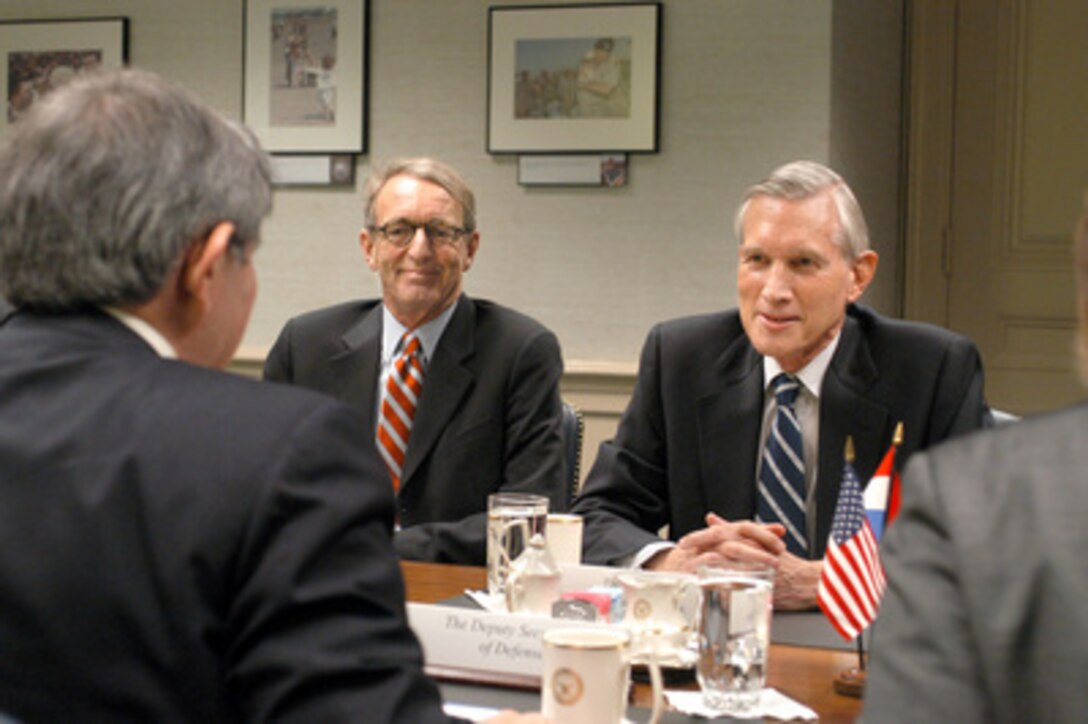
[2,0,906,472]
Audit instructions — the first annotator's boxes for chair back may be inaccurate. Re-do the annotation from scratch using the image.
[558,402,584,510]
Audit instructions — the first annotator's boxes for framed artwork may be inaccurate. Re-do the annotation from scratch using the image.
[487,2,661,154]
[1,17,128,136]
[243,0,367,153]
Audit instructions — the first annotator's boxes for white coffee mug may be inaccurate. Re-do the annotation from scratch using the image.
[541,627,663,724]
[545,513,583,565]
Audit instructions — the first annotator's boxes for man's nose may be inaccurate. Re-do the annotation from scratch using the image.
[761,263,792,300]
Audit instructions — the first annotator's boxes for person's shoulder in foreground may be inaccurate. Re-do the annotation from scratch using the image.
[861,405,1088,722]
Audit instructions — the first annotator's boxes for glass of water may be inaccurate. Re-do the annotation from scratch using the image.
[486,492,548,598]
[695,562,775,713]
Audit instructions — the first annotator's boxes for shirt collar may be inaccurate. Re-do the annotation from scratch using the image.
[762,331,841,400]
[381,297,459,364]
[102,306,178,359]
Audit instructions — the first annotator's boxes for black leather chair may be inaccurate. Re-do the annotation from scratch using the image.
[558,401,584,511]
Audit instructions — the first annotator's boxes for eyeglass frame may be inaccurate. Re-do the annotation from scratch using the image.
[368,220,473,247]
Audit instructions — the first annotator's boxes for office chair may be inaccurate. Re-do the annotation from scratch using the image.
[558,401,584,511]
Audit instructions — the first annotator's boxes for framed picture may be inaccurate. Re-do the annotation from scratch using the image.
[243,0,367,153]
[488,2,661,154]
[1,17,128,136]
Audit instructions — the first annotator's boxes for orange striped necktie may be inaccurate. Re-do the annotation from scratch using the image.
[376,333,424,491]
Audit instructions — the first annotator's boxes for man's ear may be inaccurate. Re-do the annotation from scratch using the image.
[462,230,481,272]
[360,227,380,271]
[847,249,879,303]
[180,221,236,311]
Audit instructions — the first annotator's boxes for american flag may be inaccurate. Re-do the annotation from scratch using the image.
[817,452,886,641]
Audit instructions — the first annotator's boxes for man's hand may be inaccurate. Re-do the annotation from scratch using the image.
[772,551,822,610]
[645,514,785,574]
[645,513,822,610]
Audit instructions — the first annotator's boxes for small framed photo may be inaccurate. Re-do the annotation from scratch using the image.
[1,17,128,136]
[243,0,367,153]
[487,2,661,154]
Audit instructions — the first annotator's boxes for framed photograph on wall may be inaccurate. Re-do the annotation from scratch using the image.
[243,0,367,153]
[488,2,661,154]
[1,17,128,136]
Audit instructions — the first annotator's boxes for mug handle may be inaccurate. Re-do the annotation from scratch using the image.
[629,637,665,724]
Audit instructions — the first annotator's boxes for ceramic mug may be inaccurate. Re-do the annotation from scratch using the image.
[541,627,663,724]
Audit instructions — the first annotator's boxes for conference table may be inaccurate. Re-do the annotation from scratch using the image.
[401,561,864,722]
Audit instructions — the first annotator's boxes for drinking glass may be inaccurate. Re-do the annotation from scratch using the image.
[486,492,548,597]
[695,562,775,713]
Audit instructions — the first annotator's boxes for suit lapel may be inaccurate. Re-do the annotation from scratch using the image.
[400,296,475,488]
[329,305,383,433]
[697,337,764,522]
[814,314,892,549]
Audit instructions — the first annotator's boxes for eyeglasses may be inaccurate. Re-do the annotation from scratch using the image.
[371,221,470,247]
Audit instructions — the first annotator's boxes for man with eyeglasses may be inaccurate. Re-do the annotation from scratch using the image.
[265,158,565,565]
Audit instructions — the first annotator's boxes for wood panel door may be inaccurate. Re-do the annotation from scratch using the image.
[906,0,1088,415]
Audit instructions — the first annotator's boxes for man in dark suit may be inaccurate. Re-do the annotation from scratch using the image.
[264,158,565,564]
[572,160,988,609]
[860,212,1088,722]
[0,69,537,723]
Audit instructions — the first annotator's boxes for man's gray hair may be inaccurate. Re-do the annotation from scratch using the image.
[364,157,476,232]
[733,160,870,259]
[0,69,272,310]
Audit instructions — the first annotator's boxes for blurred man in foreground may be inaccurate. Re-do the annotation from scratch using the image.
[0,69,540,723]
[861,212,1088,721]
[573,160,989,609]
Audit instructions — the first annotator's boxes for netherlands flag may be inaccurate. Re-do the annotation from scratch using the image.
[861,423,903,542]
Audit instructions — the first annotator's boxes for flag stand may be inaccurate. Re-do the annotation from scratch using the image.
[833,637,866,698]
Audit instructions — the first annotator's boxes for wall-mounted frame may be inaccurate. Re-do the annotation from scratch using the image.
[243,0,367,153]
[487,2,660,154]
[1,17,128,137]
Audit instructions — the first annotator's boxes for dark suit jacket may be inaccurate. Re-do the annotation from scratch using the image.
[862,403,1088,722]
[572,304,988,564]
[0,311,451,723]
[264,294,565,564]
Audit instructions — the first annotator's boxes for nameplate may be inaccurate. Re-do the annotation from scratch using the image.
[407,602,609,687]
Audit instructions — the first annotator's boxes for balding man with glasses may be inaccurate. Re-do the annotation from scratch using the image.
[265,158,565,565]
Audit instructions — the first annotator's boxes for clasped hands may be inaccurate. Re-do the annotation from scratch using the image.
[644,513,821,610]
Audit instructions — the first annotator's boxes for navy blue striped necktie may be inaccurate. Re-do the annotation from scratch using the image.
[756,373,809,557]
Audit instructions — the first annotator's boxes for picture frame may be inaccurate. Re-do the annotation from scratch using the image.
[243,0,367,153]
[487,2,661,154]
[1,17,128,136]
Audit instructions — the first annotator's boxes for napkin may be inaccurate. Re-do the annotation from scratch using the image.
[665,688,817,720]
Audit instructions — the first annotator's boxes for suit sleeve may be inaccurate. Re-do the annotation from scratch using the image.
[393,328,565,563]
[227,400,453,723]
[928,335,989,443]
[572,324,673,564]
[861,451,989,722]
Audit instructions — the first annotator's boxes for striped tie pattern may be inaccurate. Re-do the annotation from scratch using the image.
[756,373,809,557]
[376,333,424,491]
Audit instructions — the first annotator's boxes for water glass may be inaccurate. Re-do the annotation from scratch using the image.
[695,562,775,713]
[486,492,548,597]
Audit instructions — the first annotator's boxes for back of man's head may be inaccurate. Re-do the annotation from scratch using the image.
[0,69,272,311]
